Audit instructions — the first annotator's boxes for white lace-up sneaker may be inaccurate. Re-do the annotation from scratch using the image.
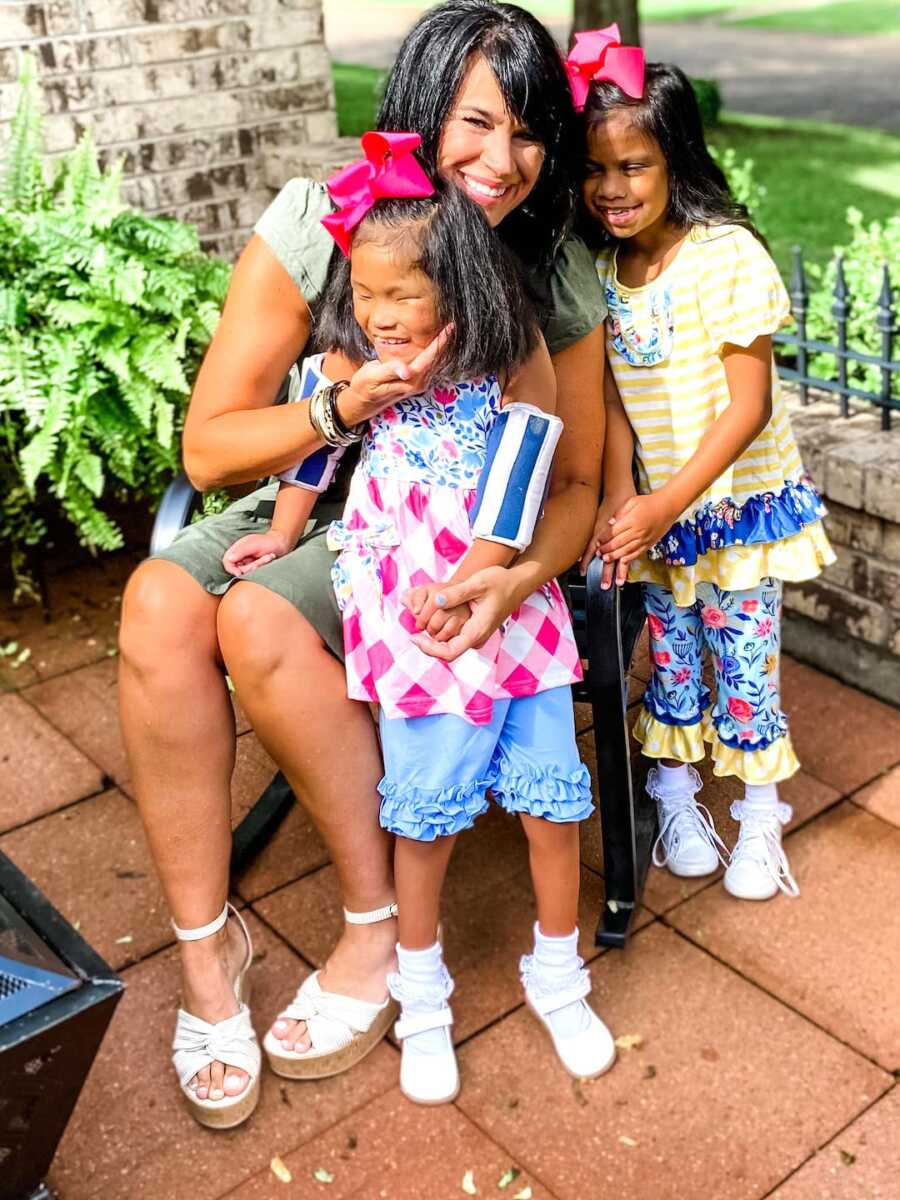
[724,800,799,900]
[648,766,729,877]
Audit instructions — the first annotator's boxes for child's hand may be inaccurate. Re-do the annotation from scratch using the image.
[223,530,293,578]
[597,492,676,566]
[579,490,636,585]
[403,583,473,643]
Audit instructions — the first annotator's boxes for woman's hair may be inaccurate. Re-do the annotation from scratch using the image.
[581,62,762,243]
[317,182,540,383]
[376,0,579,266]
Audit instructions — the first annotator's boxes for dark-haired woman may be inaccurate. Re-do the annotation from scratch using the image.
[118,0,606,1125]
[578,63,832,906]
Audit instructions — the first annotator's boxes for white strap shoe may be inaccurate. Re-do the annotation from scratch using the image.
[520,953,616,1079]
[388,965,459,1105]
[171,903,261,1129]
[263,903,398,1080]
[648,766,729,877]
[724,800,799,900]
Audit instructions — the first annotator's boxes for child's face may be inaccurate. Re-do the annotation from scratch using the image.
[350,238,440,365]
[582,111,670,242]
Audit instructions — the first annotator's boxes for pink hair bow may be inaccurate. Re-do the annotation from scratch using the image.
[565,25,646,110]
[321,131,435,256]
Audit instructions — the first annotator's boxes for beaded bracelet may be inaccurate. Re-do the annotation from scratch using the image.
[308,381,365,448]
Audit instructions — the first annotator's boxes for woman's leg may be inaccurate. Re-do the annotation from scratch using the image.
[118,560,249,1100]
[216,581,398,1052]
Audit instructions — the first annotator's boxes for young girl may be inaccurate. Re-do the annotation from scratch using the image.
[226,134,615,1104]
[577,59,834,901]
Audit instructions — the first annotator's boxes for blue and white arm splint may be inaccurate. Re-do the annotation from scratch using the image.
[277,362,347,493]
[470,403,563,551]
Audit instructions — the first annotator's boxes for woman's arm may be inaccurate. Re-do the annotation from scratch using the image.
[182,238,452,491]
[598,336,774,565]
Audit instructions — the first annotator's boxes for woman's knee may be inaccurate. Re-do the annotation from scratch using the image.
[119,560,220,673]
[216,581,324,682]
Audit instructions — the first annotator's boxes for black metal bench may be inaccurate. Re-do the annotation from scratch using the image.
[151,473,655,948]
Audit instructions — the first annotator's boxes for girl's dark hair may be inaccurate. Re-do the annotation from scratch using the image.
[376,0,579,266]
[582,63,762,243]
[317,182,539,383]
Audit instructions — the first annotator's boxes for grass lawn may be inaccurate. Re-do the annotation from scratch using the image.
[332,64,900,276]
[735,1,900,36]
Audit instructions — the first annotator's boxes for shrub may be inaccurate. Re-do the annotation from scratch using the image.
[691,77,722,127]
[802,207,900,400]
[710,144,767,233]
[0,54,231,598]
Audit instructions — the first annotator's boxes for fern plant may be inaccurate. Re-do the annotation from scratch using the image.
[0,53,231,597]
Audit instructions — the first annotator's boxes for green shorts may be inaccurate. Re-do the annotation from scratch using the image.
[151,482,345,661]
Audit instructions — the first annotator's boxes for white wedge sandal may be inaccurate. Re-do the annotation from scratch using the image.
[263,902,399,1080]
[171,902,261,1130]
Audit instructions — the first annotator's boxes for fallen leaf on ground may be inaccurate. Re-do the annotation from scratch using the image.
[0,642,18,656]
[619,1136,638,1147]
[644,1064,657,1079]
[615,1034,643,1050]
[461,1168,477,1194]
[513,1188,533,1200]
[498,1167,520,1189]
[114,935,133,945]
[839,1150,856,1166]
[313,1167,335,1184]
[607,899,619,913]
[270,1156,292,1183]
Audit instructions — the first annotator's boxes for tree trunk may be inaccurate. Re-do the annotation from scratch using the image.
[571,0,641,47]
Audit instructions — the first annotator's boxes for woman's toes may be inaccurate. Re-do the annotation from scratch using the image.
[272,1019,290,1037]
[224,1070,248,1097]
[208,1061,226,1101]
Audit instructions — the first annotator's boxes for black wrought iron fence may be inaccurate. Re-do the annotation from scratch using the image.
[774,249,899,431]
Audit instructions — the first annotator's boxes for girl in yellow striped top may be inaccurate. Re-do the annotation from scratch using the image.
[578,61,834,902]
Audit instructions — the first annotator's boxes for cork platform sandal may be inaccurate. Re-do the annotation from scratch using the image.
[171,903,261,1129]
[263,902,399,1080]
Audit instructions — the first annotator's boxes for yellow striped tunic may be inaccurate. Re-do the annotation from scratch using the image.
[597,224,833,606]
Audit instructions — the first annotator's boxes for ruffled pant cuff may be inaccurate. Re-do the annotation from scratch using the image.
[377,777,491,841]
[491,758,595,824]
[634,708,800,784]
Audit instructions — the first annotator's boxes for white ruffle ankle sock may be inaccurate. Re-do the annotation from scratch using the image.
[532,925,591,1038]
[657,762,690,793]
[394,941,451,1055]
[743,782,779,808]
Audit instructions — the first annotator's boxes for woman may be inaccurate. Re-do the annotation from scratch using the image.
[118,0,606,1125]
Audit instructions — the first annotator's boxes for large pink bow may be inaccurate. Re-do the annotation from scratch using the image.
[565,25,646,110]
[321,131,435,256]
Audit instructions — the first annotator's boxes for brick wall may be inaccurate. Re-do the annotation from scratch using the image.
[0,0,337,258]
[784,393,900,707]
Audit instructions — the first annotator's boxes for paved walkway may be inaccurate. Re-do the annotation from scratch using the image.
[1,552,898,1198]
[324,2,900,131]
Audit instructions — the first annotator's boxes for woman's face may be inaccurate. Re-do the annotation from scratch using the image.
[437,55,546,228]
[582,110,670,241]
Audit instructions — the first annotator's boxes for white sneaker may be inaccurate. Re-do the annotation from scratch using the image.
[648,766,729,877]
[724,800,799,900]
[520,953,616,1079]
[388,966,459,1105]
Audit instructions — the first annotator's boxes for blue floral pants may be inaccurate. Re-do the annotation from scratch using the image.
[634,578,800,784]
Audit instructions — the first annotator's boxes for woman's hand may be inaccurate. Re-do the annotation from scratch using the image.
[403,583,472,643]
[223,529,293,577]
[339,326,453,426]
[405,566,523,662]
[597,491,677,567]
[579,488,637,586]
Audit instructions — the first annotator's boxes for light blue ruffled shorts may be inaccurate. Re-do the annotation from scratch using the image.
[377,686,594,841]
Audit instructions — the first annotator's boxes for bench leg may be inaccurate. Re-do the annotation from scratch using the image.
[230,772,295,876]
[585,569,656,948]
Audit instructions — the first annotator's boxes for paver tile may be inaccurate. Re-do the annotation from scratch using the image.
[456,924,889,1200]
[24,658,127,783]
[0,692,103,832]
[770,1085,900,1199]
[224,1087,556,1200]
[0,787,171,970]
[851,765,900,829]
[780,658,900,794]
[670,803,900,1071]
[231,733,330,899]
[47,914,398,1200]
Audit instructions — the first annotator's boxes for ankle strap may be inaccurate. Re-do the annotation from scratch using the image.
[172,902,229,942]
[343,902,398,925]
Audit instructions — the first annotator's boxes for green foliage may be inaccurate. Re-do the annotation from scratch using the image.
[0,54,231,596]
[690,77,722,128]
[801,208,900,401]
[709,144,767,232]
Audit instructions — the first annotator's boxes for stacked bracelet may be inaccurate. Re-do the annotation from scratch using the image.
[308,381,366,448]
